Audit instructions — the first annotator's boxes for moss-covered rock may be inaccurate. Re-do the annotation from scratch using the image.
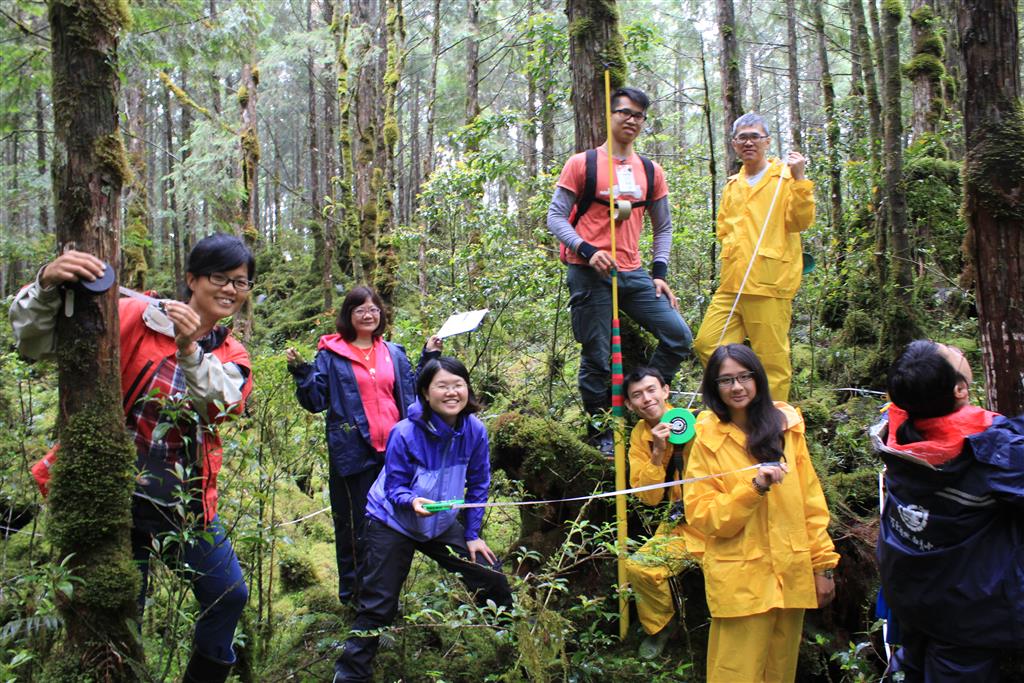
[490,412,610,557]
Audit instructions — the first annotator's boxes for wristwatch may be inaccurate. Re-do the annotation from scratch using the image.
[816,569,835,579]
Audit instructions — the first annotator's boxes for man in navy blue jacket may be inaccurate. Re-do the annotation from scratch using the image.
[872,340,1024,681]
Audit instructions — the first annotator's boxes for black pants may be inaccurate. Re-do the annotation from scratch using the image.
[329,464,381,604]
[333,518,513,682]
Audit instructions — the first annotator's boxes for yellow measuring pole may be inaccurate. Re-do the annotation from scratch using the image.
[602,70,630,639]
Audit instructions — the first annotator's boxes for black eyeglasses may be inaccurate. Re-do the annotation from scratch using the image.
[733,133,769,143]
[613,108,648,122]
[715,372,755,388]
[206,273,255,291]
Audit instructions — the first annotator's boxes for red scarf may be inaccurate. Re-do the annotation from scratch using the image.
[886,404,999,465]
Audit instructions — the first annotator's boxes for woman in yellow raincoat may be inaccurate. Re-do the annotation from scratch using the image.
[684,344,839,682]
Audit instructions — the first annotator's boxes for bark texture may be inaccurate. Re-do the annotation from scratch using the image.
[717,0,743,172]
[47,0,143,677]
[566,0,626,152]
[959,0,1024,414]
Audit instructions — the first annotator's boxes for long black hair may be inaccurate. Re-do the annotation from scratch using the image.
[183,233,255,301]
[416,356,483,423]
[701,344,785,463]
[335,285,387,341]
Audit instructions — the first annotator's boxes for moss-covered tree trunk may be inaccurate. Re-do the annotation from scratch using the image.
[785,0,803,150]
[239,62,259,247]
[333,7,357,280]
[351,0,382,284]
[812,0,844,254]
[47,0,143,678]
[374,0,404,308]
[851,0,883,174]
[320,0,340,305]
[959,0,1024,414]
[237,61,259,340]
[539,0,556,171]
[717,0,743,172]
[566,0,626,153]
[465,0,481,144]
[306,0,328,309]
[877,0,921,358]
[123,80,150,291]
[907,0,946,137]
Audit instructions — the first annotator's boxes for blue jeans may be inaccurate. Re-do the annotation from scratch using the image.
[567,265,692,411]
[132,515,248,664]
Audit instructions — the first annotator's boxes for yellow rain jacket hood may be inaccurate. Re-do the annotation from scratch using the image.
[716,158,815,299]
[683,403,839,618]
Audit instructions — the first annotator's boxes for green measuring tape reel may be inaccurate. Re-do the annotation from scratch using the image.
[661,408,696,445]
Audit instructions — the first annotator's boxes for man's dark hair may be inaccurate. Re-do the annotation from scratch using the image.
[888,340,960,420]
[611,86,650,112]
[623,366,667,397]
[335,285,387,341]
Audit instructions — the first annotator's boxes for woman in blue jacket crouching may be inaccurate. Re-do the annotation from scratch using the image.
[332,356,513,683]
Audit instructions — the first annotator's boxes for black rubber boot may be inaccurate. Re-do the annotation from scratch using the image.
[584,403,615,458]
[182,650,233,683]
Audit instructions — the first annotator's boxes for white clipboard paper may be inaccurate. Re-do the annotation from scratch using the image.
[436,309,489,339]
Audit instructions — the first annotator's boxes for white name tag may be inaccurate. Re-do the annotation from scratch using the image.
[615,165,641,198]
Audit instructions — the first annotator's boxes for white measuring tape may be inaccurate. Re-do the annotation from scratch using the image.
[266,460,783,528]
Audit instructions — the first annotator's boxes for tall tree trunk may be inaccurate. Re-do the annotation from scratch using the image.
[375,0,405,308]
[237,62,259,339]
[307,0,328,308]
[960,0,1024,414]
[848,0,867,146]
[179,70,195,252]
[717,0,744,171]
[786,0,804,149]
[700,34,719,268]
[852,0,883,177]
[351,0,382,283]
[123,81,150,290]
[321,0,339,309]
[539,0,556,171]
[35,87,49,232]
[418,0,441,301]
[566,0,626,153]
[239,63,259,246]
[465,0,481,137]
[868,0,886,94]
[812,0,843,242]
[46,0,143,676]
[908,0,946,137]
[879,0,920,354]
[334,7,357,279]
[164,85,183,286]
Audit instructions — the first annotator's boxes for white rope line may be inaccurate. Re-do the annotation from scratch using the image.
[262,461,781,525]
[266,505,331,530]
[452,461,778,510]
[688,166,787,410]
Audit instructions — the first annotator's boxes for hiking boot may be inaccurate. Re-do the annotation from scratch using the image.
[588,430,615,459]
[638,623,675,660]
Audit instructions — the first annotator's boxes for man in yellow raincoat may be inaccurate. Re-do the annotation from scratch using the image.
[622,367,705,658]
[692,113,815,402]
